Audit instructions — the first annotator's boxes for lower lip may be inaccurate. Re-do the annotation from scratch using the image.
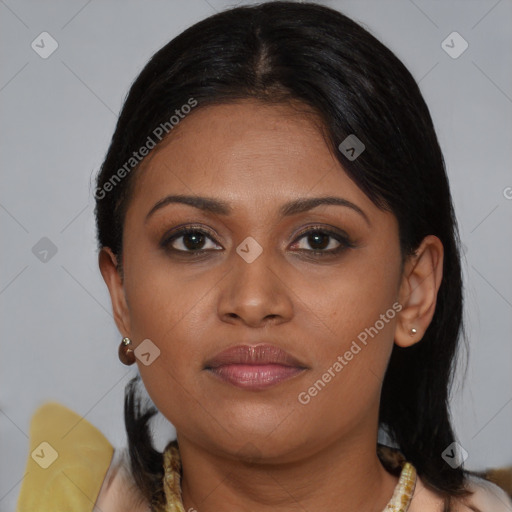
[206,364,305,390]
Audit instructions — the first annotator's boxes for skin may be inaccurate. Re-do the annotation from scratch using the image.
[99,99,445,512]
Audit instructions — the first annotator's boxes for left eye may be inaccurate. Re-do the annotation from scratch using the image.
[291,229,351,254]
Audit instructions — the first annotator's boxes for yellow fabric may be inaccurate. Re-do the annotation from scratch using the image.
[16,401,114,512]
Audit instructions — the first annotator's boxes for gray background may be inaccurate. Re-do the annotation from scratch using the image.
[1,0,511,509]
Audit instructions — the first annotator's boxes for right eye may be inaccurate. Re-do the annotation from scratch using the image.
[160,226,223,255]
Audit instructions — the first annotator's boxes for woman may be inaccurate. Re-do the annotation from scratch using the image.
[16,2,512,511]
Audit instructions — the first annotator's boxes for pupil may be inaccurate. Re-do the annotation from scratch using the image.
[184,232,205,250]
[309,232,328,250]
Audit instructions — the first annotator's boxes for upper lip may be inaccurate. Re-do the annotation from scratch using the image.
[204,344,307,369]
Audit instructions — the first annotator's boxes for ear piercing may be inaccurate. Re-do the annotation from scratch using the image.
[410,328,417,336]
[119,337,136,365]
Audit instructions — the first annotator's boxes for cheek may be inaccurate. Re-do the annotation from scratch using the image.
[300,250,401,353]
[293,249,400,418]
[123,242,203,340]
[121,246,224,406]
[126,271,209,429]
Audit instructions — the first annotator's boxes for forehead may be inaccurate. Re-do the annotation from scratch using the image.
[127,99,379,219]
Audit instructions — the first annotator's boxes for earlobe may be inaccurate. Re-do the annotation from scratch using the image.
[395,235,444,348]
[98,247,131,338]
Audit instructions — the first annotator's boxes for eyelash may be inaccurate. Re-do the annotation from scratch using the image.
[160,224,355,258]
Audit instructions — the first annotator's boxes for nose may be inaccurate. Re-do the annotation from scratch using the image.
[217,248,294,328]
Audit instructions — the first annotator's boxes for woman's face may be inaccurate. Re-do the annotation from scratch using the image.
[114,100,405,461]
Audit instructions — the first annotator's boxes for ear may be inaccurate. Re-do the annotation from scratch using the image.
[98,247,131,338]
[395,235,444,348]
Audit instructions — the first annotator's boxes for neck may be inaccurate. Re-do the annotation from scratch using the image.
[177,430,399,512]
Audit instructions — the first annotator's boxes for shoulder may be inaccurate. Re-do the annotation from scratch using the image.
[459,475,512,512]
[409,473,512,512]
[94,446,151,512]
[16,401,115,512]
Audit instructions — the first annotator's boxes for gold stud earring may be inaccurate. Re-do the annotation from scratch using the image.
[118,337,136,365]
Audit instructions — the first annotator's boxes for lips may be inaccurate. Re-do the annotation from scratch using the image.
[204,344,307,390]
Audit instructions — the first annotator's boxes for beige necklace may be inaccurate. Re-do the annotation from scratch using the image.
[157,441,417,512]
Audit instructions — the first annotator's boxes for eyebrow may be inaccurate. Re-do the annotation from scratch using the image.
[145,194,370,225]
